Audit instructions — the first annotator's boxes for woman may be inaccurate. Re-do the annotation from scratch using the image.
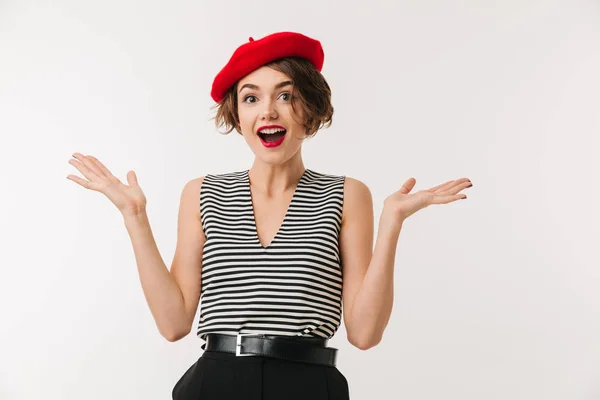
[67,31,472,399]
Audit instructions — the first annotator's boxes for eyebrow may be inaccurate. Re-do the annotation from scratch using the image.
[238,80,293,94]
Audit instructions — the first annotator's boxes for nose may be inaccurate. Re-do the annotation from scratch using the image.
[259,99,278,120]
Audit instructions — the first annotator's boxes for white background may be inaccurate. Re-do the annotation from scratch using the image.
[1,0,599,399]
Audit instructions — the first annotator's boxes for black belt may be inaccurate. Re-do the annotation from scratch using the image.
[203,333,338,367]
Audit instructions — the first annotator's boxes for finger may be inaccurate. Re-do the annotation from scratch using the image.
[71,153,103,179]
[67,174,92,189]
[398,177,416,194]
[428,179,455,192]
[438,180,472,196]
[87,155,114,178]
[126,170,139,188]
[72,153,103,176]
[68,158,100,182]
[431,193,467,204]
[432,178,471,194]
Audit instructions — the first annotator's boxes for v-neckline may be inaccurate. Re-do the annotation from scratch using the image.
[246,168,308,250]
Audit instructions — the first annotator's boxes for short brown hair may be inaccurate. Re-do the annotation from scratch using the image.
[211,56,334,138]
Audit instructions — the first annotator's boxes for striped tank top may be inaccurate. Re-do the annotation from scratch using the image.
[196,168,346,348]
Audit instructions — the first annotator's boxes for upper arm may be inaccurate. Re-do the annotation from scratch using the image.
[339,177,374,342]
[169,176,206,335]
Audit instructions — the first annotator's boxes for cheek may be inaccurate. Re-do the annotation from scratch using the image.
[290,111,306,129]
[237,108,252,126]
[289,102,306,124]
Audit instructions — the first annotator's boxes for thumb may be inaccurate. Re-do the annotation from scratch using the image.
[126,170,139,187]
[399,177,416,194]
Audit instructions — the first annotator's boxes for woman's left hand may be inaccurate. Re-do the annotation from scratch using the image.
[383,177,472,225]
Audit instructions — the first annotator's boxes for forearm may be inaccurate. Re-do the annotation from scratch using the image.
[123,211,188,340]
[348,210,402,348]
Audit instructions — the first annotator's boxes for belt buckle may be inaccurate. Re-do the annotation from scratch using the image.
[236,332,260,357]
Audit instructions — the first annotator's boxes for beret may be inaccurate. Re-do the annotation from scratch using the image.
[210,31,324,103]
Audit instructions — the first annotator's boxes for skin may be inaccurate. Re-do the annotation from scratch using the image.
[66,66,473,347]
[235,66,312,248]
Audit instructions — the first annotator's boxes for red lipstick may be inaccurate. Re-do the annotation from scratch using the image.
[257,125,287,148]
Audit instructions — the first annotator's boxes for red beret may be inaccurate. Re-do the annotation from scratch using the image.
[210,31,325,103]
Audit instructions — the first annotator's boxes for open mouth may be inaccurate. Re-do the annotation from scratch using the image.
[258,128,287,143]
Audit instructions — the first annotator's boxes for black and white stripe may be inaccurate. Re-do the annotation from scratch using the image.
[196,168,346,347]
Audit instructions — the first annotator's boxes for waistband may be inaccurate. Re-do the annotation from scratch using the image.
[203,333,338,367]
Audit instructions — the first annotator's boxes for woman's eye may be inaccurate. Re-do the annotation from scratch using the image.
[243,93,290,103]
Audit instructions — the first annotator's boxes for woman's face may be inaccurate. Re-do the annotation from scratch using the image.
[236,66,306,164]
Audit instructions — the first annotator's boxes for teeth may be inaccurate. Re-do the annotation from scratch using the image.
[259,128,286,134]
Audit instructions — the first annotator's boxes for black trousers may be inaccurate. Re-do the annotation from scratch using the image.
[172,350,350,399]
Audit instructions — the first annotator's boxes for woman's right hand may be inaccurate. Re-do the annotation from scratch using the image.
[67,152,147,217]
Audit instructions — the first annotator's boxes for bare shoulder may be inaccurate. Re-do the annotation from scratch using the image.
[180,176,206,218]
[183,176,206,191]
[342,176,373,225]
